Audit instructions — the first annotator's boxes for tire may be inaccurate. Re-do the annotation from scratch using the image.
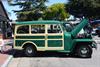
[76,45,92,58]
[24,45,36,57]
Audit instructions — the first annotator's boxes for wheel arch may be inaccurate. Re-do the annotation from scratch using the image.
[70,42,93,58]
[22,41,37,50]
[71,42,92,52]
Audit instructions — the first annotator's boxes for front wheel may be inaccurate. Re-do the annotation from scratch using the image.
[76,45,92,58]
[24,45,36,57]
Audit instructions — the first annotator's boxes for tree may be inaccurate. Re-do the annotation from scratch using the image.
[44,3,69,20]
[67,0,100,19]
[8,0,48,21]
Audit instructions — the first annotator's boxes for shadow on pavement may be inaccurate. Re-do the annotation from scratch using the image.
[1,49,15,55]
[12,50,81,58]
[3,49,92,59]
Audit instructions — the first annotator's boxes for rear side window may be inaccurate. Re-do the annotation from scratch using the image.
[31,25,45,34]
[47,24,62,33]
[17,25,29,34]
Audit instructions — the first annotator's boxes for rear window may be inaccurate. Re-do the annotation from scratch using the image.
[47,24,62,33]
[17,25,29,34]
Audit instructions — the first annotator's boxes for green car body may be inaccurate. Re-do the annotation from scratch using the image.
[14,18,97,58]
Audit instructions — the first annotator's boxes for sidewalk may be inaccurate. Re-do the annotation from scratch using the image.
[0,45,13,67]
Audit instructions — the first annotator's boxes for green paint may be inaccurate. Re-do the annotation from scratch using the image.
[71,19,88,37]
[16,36,45,39]
[16,20,63,25]
[64,32,74,51]
[48,40,62,47]
[15,40,45,47]
[75,39,93,42]
[47,36,62,39]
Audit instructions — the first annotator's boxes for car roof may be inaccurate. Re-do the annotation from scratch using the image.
[16,20,63,25]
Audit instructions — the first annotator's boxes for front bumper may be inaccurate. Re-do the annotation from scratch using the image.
[92,41,97,49]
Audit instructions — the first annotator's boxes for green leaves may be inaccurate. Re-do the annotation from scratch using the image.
[8,0,48,21]
[67,0,100,19]
[44,3,69,20]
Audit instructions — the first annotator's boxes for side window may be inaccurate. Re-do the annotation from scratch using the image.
[31,25,45,34]
[47,24,62,33]
[17,25,29,34]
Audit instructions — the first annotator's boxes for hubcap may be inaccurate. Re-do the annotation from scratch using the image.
[27,47,32,54]
[81,48,88,54]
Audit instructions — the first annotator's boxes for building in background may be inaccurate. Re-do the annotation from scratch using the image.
[0,0,12,39]
[0,0,12,51]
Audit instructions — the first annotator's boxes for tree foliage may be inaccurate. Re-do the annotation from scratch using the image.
[8,0,48,21]
[67,0,100,19]
[44,3,69,20]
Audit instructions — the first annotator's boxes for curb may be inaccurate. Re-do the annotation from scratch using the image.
[1,55,13,67]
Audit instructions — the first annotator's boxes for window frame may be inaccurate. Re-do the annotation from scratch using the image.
[15,25,30,35]
[15,24,63,35]
[30,24,46,34]
[47,24,63,34]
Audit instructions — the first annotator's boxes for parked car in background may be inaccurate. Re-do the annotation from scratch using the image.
[96,26,100,37]
[91,28,97,35]
[90,20,100,36]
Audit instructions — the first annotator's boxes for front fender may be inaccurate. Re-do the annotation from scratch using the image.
[74,39,97,49]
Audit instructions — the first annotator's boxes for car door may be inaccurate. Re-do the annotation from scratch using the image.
[46,24,64,50]
[31,24,46,49]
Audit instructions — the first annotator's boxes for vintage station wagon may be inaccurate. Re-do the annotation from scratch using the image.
[13,19,97,58]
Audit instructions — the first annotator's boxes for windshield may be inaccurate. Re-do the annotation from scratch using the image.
[63,22,92,34]
[63,23,74,32]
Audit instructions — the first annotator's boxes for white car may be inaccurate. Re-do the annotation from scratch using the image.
[92,28,97,35]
